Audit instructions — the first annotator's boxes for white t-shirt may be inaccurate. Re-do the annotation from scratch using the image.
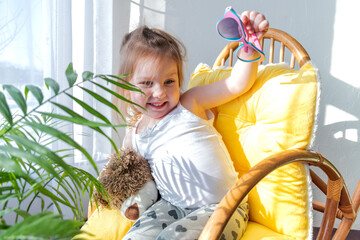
[132,104,237,208]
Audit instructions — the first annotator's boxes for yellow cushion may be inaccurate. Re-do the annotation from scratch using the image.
[75,207,133,240]
[241,222,295,240]
[189,62,318,239]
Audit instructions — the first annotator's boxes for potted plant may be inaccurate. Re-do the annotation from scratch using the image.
[0,63,140,239]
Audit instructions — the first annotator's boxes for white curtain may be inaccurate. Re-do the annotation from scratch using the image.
[44,0,117,174]
[0,0,45,97]
[0,0,124,175]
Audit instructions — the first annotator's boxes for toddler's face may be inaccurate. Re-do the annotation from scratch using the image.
[129,55,180,120]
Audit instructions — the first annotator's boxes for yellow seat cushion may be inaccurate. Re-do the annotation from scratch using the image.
[75,207,133,240]
[189,62,318,239]
[242,221,295,240]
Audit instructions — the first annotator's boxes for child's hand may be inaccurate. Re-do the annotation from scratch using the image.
[241,11,269,41]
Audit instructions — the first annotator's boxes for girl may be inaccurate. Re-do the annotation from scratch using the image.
[119,11,268,240]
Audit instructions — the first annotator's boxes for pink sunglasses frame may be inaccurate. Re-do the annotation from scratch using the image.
[216,6,265,62]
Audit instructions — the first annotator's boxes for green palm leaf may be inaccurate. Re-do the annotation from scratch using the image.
[98,73,133,85]
[75,167,109,201]
[90,80,146,111]
[0,193,20,203]
[25,85,44,105]
[3,85,27,115]
[65,93,111,125]
[37,111,127,128]
[23,121,99,174]
[97,74,142,93]
[22,175,76,208]
[65,63,78,87]
[79,86,124,120]
[82,71,94,81]
[0,92,13,125]
[44,77,60,95]
[0,145,59,179]
[0,212,86,239]
[5,134,81,187]
[0,153,25,176]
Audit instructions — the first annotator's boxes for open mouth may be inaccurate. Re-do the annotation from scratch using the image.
[148,102,167,109]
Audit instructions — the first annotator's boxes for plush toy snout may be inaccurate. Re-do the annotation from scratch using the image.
[121,181,158,221]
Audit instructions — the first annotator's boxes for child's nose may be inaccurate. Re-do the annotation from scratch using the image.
[153,85,166,98]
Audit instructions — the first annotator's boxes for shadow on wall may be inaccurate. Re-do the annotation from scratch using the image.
[308,0,360,217]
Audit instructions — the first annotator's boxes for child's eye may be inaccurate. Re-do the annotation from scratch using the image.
[141,81,152,87]
[165,79,175,85]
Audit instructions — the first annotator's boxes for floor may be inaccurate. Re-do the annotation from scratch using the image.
[312,228,360,239]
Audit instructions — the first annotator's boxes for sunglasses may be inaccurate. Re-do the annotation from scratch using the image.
[217,6,265,62]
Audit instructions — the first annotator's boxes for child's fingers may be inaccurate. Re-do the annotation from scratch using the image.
[255,19,269,39]
[242,11,261,34]
[241,11,251,20]
[249,11,259,25]
[253,13,265,31]
[240,11,250,25]
[258,20,269,32]
[241,10,269,39]
[241,12,254,33]
[241,14,253,35]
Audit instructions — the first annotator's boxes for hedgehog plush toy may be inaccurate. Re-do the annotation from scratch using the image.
[93,148,158,221]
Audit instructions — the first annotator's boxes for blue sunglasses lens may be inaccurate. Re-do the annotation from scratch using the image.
[217,18,243,40]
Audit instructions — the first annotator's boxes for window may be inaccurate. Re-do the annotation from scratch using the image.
[0,0,119,173]
[0,0,46,111]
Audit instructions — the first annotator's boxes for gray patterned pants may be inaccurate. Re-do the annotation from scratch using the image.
[122,198,249,240]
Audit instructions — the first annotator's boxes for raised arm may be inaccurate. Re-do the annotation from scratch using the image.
[181,11,268,119]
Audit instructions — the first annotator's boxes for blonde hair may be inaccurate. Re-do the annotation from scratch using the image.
[114,26,186,125]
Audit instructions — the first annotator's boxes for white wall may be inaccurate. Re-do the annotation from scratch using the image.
[119,0,360,230]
